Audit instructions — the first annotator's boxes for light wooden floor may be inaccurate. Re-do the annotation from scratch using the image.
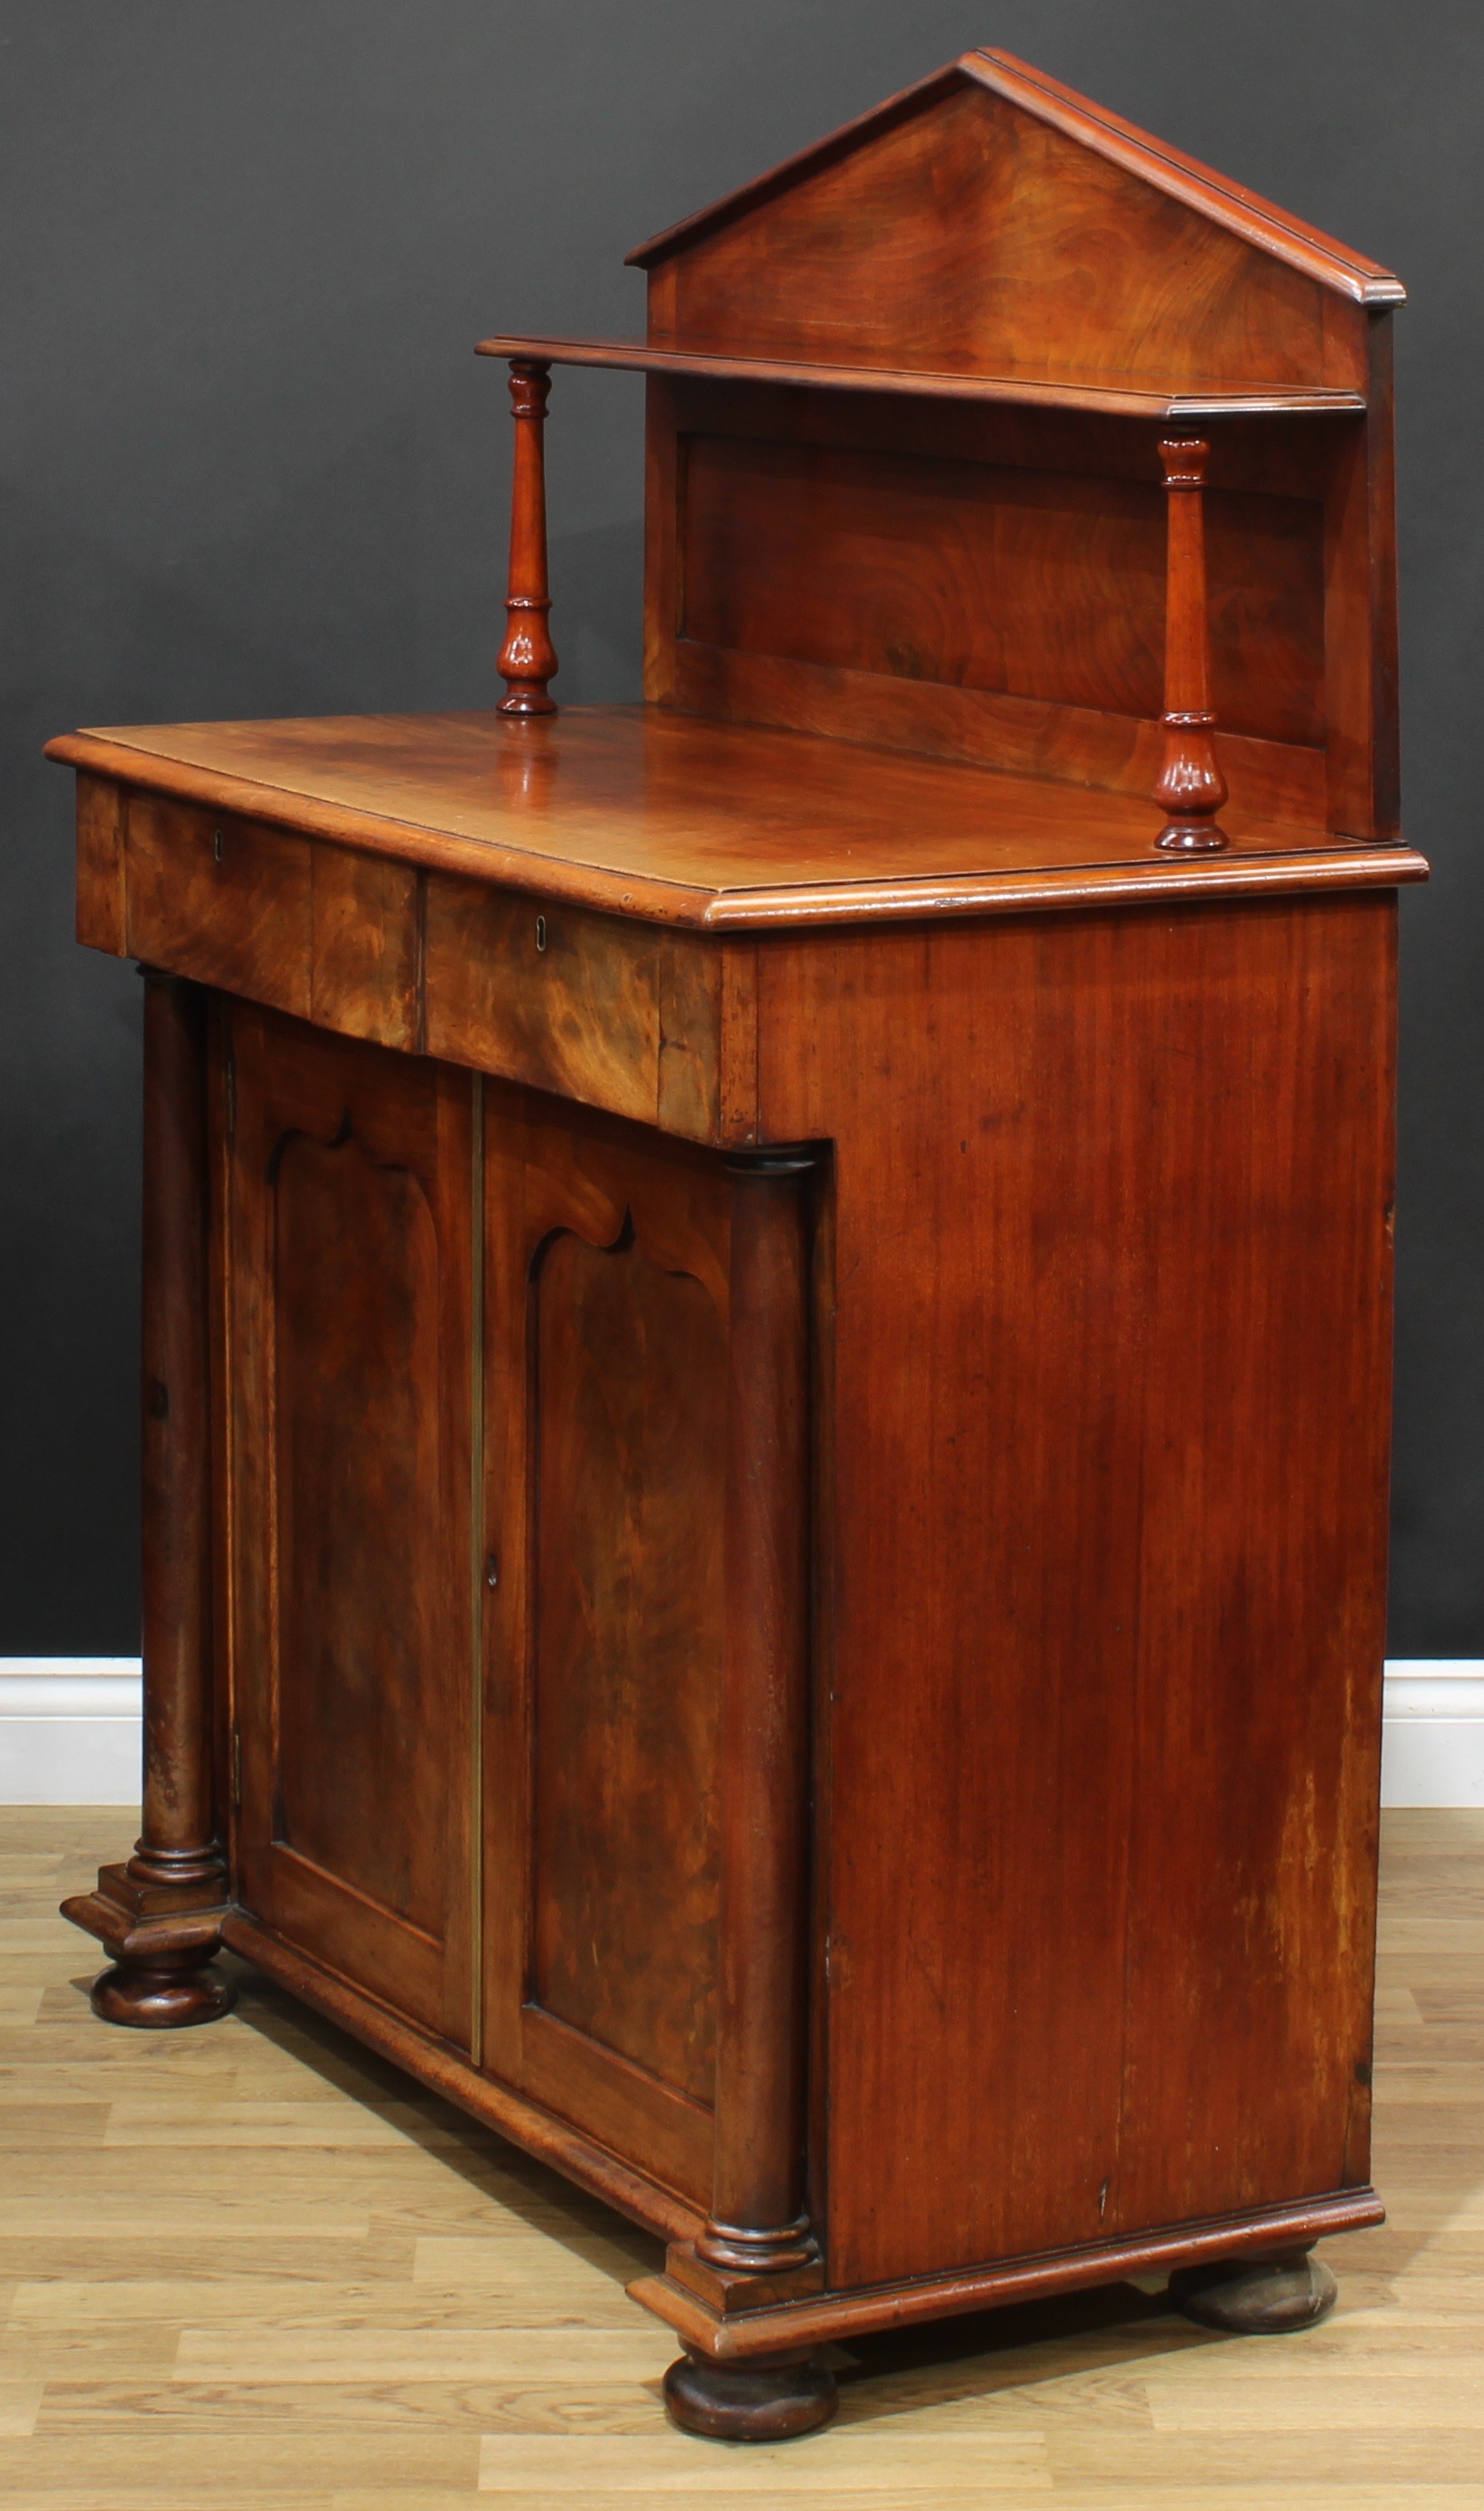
[1,1809,1480,2508]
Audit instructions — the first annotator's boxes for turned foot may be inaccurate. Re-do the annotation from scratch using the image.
[88,1946,235,2029]
[662,2348,837,2442]
[1170,2247,1337,2333]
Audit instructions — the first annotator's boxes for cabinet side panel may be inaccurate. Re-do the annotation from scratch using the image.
[1113,896,1395,2223]
[757,894,1394,2288]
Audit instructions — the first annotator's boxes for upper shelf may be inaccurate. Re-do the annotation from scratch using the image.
[474,334,1367,421]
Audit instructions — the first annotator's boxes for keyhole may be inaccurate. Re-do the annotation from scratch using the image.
[534,914,547,953]
[212,828,224,863]
[485,1553,499,1588]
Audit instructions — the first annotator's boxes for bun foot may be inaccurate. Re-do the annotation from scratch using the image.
[89,1951,235,2029]
[1170,2248,1338,2333]
[662,2348,837,2442]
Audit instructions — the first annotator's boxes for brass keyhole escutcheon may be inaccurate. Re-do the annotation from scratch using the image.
[535,914,547,953]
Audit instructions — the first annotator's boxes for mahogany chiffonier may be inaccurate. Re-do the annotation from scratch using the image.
[52,51,1425,2443]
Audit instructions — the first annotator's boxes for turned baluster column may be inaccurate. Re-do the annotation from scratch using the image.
[1155,433,1229,853]
[135,969,220,1896]
[62,968,232,2026]
[497,358,558,715]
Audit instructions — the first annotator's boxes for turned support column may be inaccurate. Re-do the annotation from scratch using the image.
[61,969,232,2026]
[663,1148,835,2443]
[1155,433,1229,853]
[497,358,558,715]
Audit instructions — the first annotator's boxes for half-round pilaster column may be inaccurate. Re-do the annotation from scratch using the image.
[62,968,232,2026]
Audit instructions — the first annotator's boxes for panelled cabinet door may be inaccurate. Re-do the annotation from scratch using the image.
[228,1005,474,2048]
[480,1084,728,2209]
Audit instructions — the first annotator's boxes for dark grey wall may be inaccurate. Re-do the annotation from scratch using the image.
[2,2,1479,1652]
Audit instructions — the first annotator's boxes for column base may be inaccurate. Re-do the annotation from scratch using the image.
[662,2348,837,2443]
[1157,817,1228,853]
[62,1856,234,2031]
[1169,2248,1337,2333]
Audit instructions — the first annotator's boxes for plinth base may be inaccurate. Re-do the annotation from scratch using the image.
[662,2349,837,2443]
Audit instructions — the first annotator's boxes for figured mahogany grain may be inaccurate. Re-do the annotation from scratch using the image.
[649,376,1382,836]
[55,45,1421,2403]
[650,77,1342,398]
[481,1086,730,2200]
[230,1007,472,2046]
[681,433,1324,748]
[308,845,420,1051]
[424,875,663,1126]
[52,714,1421,937]
[629,50,1400,310]
[126,793,312,1015]
[532,1222,726,2103]
[75,773,126,953]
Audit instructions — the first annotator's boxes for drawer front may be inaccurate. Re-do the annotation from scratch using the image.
[122,793,421,1048]
[424,873,721,1141]
[100,788,726,1138]
[125,793,313,1017]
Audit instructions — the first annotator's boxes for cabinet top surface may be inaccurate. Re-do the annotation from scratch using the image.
[50,706,1425,930]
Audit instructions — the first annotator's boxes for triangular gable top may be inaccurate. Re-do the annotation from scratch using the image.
[626,49,1403,307]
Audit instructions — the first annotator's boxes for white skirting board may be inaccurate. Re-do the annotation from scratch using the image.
[0,1661,145,1805]
[1,1658,1482,1808]
[1379,1660,1484,1809]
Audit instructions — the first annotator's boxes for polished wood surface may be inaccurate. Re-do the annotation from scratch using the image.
[679,425,1322,738]
[1155,434,1230,849]
[623,45,1402,851]
[631,58,1391,398]
[8,1807,1481,2502]
[422,873,723,1142]
[479,1091,729,2205]
[51,49,1422,2451]
[227,1008,474,2048]
[627,49,1403,307]
[475,331,1370,421]
[750,893,1397,2295]
[697,1153,816,2283]
[59,972,232,2026]
[655,382,1339,822]
[496,361,558,716]
[51,715,1426,935]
